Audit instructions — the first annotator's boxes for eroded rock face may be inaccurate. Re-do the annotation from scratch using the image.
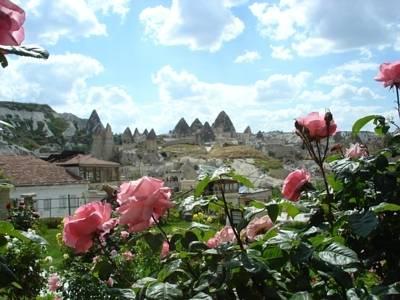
[173,118,191,137]
[200,121,215,143]
[86,109,104,134]
[212,111,236,138]
[122,127,133,144]
[91,123,115,161]
[190,118,203,133]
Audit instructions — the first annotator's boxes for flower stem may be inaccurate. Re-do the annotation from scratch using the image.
[151,215,170,246]
[218,182,245,252]
[396,86,400,121]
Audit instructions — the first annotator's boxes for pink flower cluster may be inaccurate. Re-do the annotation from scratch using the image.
[345,143,368,159]
[0,0,25,46]
[282,169,311,201]
[63,177,172,253]
[207,215,274,248]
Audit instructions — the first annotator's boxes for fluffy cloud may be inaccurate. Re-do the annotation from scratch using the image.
[15,0,130,45]
[317,60,378,86]
[151,66,386,132]
[250,0,400,56]
[139,0,244,52]
[0,54,137,132]
[234,51,261,64]
[270,46,293,60]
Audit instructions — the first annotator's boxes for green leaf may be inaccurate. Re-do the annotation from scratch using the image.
[280,201,301,218]
[107,288,136,299]
[352,115,381,137]
[371,202,400,213]
[228,173,254,188]
[0,261,19,286]
[265,230,298,250]
[237,207,265,232]
[348,211,378,238]
[20,231,48,245]
[143,232,164,253]
[319,243,359,266]
[194,176,211,197]
[290,291,312,300]
[0,221,28,242]
[189,222,213,231]
[93,260,113,281]
[371,282,400,296]
[189,292,213,300]
[145,282,183,300]
[266,203,279,222]
[132,277,157,290]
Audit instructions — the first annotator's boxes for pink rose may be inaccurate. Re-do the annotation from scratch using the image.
[245,215,273,241]
[48,273,60,292]
[345,143,368,159]
[0,0,25,46]
[106,277,114,287]
[282,169,311,201]
[122,251,134,261]
[207,226,236,248]
[160,241,169,258]
[117,177,172,232]
[63,202,113,253]
[296,112,337,140]
[375,61,400,88]
[120,230,129,240]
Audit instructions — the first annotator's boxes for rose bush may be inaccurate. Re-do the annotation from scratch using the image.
[0,0,25,46]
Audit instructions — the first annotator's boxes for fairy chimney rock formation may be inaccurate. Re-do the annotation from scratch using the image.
[190,118,203,134]
[212,111,236,138]
[173,118,191,137]
[147,129,157,140]
[244,126,252,135]
[86,109,104,134]
[200,121,215,143]
[143,129,149,136]
[122,127,133,144]
[91,123,115,161]
[133,128,140,143]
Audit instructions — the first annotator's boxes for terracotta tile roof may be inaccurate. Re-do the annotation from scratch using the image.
[57,154,120,167]
[0,155,83,186]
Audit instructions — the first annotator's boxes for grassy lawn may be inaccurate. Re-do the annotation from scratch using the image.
[40,228,63,269]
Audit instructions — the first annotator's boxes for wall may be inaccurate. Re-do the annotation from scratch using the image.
[10,183,89,218]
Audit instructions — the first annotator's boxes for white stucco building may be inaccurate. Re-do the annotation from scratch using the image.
[0,155,88,218]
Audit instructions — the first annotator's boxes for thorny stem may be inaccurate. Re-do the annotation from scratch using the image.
[219,182,245,252]
[151,215,170,246]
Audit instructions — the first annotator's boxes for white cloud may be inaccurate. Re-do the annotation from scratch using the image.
[16,0,130,45]
[0,54,138,132]
[270,45,293,60]
[234,50,261,64]
[317,60,378,86]
[139,0,244,52]
[150,66,386,132]
[250,0,400,56]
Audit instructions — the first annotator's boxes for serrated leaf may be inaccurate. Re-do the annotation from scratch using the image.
[371,202,400,213]
[145,282,183,300]
[266,203,279,222]
[348,211,378,238]
[352,115,380,137]
[189,292,213,300]
[290,291,312,300]
[319,243,359,266]
[194,177,211,197]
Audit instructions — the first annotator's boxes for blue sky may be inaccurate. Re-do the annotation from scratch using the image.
[1,0,400,134]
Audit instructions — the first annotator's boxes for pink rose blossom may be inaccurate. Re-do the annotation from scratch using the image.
[48,273,60,292]
[245,215,273,241]
[207,226,236,248]
[375,61,400,88]
[345,143,368,159]
[106,277,114,287]
[0,0,25,46]
[120,230,129,240]
[63,202,112,253]
[282,169,311,201]
[117,177,173,232]
[160,241,169,258]
[296,112,337,140]
[122,251,134,261]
